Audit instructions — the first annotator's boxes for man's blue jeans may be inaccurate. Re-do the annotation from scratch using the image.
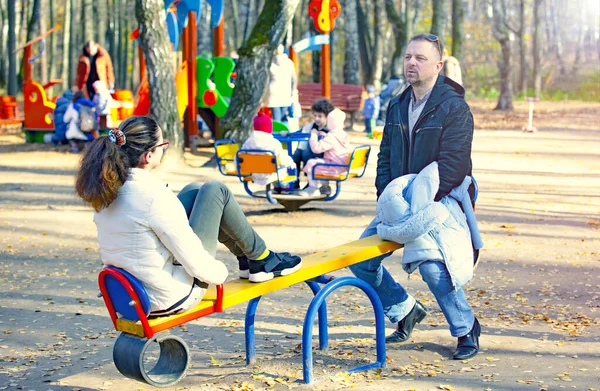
[349,218,475,337]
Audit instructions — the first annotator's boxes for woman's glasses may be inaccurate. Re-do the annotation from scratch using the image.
[154,140,170,151]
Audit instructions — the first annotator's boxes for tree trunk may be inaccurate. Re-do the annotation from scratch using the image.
[343,0,359,84]
[221,0,300,143]
[572,7,585,74]
[49,0,58,82]
[430,0,447,44]
[120,0,129,88]
[229,0,240,49]
[69,0,79,87]
[532,0,543,97]
[81,0,94,41]
[197,0,212,53]
[243,0,255,42]
[7,0,17,95]
[61,0,71,89]
[492,0,513,110]
[411,0,422,31]
[95,0,106,46]
[370,0,385,88]
[21,0,41,82]
[0,0,7,88]
[451,0,463,60]
[107,0,115,53]
[518,0,526,96]
[135,0,182,157]
[18,0,28,52]
[356,0,371,83]
[39,0,47,84]
[384,0,407,78]
[548,0,565,76]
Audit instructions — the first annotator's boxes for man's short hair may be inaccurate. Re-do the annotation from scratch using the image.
[409,33,444,60]
[311,99,335,115]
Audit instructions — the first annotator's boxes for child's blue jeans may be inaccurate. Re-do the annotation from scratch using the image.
[365,118,375,133]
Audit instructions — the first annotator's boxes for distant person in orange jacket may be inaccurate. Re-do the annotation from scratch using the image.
[74,40,115,102]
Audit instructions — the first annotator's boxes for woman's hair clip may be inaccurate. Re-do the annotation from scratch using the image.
[108,128,126,146]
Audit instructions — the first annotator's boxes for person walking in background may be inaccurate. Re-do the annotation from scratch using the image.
[350,33,480,360]
[74,40,115,101]
[266,45,297,122]
[362,85,380,137]
[441,49,463,86]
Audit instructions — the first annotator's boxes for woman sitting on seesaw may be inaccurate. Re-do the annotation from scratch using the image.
[75,116,302,317]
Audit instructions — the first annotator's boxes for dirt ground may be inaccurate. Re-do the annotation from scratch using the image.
[0,99,599,391]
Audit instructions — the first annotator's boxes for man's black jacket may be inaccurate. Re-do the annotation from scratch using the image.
[375,75,474,201]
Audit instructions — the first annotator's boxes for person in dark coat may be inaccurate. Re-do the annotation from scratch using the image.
[350,33,480,360]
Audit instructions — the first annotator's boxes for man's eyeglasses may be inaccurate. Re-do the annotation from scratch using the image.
[422,34,442,59]
[154,140,170,151]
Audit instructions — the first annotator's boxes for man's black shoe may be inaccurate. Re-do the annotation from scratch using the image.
[453,317,481,360]
[248,251,302,283]
[385,301,428,343]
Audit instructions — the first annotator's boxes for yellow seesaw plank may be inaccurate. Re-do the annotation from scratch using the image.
[117,236,402,336]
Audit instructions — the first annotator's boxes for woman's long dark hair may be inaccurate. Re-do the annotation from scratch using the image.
[75,116,161,212]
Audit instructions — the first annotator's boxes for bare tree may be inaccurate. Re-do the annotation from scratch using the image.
[229,0,241,49]
[220,0,300,143]
[69,0,79,87]
[492,0,513,110]
[357,0,372,83]
[451,0,464,60]
[135,0,182,157]
[572,6,585,74]
[518,0,526,96]
[0,0,7,88]
[343,0,360,84]
[197,0,212,54]
[532,0,543,97]
[548,0,565,75]
[7,0,17,95]
[243,0,255,42]
[431,0,447,43]
[61,0,72,89]
[370,0,385,87]
[384,0,408,78]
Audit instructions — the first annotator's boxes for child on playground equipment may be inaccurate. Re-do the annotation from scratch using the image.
[241,112,296,192]
[291,99,334,188]
[92,80,114,129]
[362,85,380,138]
[298,108,351,197]
[75,116,302,316]
[64,91,98,152]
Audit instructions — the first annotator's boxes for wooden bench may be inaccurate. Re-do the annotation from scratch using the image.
[98,235,403,386]
[297,83,364,130]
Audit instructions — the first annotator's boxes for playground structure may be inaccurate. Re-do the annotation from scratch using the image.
[98,235,402,387]
[0,0,233,144]
[214,137,371,211]
[291,2,365,129]
[132,0,233,145]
